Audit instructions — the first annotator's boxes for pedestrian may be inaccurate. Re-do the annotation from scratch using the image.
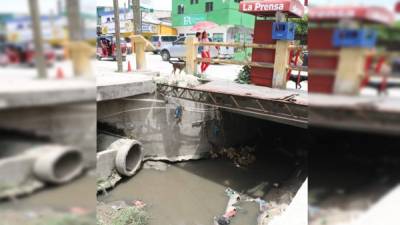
[200,31,211,75]
[195,32,203,54]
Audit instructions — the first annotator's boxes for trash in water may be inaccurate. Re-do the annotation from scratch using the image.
[215,188,269,225]
[247,181,269,197]
[209,146,256,167]
[215,216,231,225]
[133,200,146,209]
[69,206,89,215]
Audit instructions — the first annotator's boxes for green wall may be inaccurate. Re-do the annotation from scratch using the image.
[172,0,254,28]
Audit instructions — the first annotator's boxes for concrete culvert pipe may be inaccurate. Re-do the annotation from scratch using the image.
[115,139,143,176]
[33,145,84,184]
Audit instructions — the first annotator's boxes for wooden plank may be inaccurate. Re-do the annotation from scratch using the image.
[334,48,368,95]
[195,80,308,105]
[197,42,276,49]
[309,50,339,57]
[185,36,197,75]
[273,41,291,89]
[195,58,274,68]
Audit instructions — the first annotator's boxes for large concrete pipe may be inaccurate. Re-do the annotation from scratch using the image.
[33,145,84,184]
[97,134,144,178]
[114,139,143,176]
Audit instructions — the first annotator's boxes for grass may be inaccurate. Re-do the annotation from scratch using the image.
[35,215,94,225]
[97,203,149,225]
[112,207,149,225]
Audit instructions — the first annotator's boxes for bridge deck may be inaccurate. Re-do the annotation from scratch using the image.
[157,81,308,128]
[158,80,400,134]
[310,94,400,135]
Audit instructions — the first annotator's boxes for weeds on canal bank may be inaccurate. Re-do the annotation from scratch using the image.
[97,202,149,225]
[36,215,94,225]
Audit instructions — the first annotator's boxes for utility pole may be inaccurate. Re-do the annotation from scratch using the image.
[132,0,141,34]
[66,0,82,41]
[113,0,123,72]
[28,0,47,78]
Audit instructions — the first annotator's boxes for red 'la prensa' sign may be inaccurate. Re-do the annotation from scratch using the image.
[239,0,305,18]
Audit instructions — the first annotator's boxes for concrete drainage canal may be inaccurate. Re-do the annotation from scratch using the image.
[96,94,308,225]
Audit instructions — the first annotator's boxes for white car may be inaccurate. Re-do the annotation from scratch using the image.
[150,35,178,54]
[160,36,220,61]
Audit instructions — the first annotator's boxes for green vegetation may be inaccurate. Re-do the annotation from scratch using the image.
[235,65,251,84]
[377,21,400,44]
[36,215,94,225]
[290,15,308,45]
[97,202,149,225]
[112,207,149,225]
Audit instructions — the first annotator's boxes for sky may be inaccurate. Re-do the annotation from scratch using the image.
[96,0,172,11]
[0,0,396,14]
[311,0,398,10]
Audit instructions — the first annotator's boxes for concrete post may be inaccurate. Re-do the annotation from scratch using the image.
[132,0,141,35]
[28,0,47,79]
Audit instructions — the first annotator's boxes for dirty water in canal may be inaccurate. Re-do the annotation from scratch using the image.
[98,100,308,224]
[0,174,96,225]
[0,174,95,211]
[98,151,306,225]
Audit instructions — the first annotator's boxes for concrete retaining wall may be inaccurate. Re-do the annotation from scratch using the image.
[0,103,96,168]
[97,93,217,161]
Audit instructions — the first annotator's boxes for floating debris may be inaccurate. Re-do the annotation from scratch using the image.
[214,188,269,225]
[210,146,256,167]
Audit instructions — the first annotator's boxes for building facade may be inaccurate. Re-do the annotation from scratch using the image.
[172,0,254,42]
[97,7,177,39]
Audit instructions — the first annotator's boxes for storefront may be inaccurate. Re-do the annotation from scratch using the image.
[98,9,177,39]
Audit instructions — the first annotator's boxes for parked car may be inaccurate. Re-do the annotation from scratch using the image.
[150,35,178,54]
[3,42,55,67]
[159,36,221,62]
[96,35,127,61]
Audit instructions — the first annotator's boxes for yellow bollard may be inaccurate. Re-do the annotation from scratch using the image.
[68,41,94,76]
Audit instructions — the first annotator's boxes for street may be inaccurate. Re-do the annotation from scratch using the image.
[95,52,309,92]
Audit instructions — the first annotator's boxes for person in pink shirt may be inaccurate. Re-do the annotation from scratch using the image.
[200,31,211,74]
